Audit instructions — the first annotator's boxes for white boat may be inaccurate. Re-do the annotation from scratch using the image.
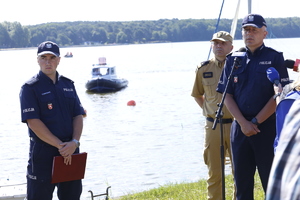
[85,57,128,93]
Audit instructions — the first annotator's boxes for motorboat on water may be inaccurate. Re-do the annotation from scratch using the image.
[85,57,128,93]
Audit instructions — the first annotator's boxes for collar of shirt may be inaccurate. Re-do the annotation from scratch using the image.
[39,70,59,84]
[214,58,225,68]
[246,43,265,57]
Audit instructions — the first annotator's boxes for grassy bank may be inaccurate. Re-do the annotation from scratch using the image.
[115,173,264,200]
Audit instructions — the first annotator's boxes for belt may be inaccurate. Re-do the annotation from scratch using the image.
[206,117,233,124]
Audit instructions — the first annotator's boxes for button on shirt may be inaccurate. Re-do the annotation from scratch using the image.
[20,71,85,140]
[191,58,233,119]
[217,44,289,118]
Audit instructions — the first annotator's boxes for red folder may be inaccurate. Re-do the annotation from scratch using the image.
[51,152,87,184]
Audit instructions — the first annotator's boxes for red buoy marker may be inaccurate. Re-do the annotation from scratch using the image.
[127,100,136,106]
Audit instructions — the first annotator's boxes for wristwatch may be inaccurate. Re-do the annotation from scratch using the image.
[251,117,260,126]
[72,139,80,148]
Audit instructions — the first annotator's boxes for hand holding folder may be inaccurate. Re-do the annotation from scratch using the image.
[51,152,87,184]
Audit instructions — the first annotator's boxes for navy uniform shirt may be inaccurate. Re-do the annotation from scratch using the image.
[20,70,85,140]
[217,44,289,118]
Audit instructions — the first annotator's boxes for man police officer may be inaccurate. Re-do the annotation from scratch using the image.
[19,41,85,200]
[217,14,289,199]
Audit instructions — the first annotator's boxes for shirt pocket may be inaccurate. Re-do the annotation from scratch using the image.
[202,77,217,101]
[256,65,271,89]
[63,91,76,112]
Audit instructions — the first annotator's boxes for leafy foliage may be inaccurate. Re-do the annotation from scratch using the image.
[1,17,300,48]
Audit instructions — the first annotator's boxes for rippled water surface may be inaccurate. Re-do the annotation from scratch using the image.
[0,39,299,199]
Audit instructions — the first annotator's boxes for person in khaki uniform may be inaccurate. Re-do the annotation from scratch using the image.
[191,31,235,200]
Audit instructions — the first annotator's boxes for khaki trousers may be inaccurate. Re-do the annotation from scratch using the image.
[203,120,235,200]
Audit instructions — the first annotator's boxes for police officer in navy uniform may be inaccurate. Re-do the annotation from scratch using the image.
[217,14,289,199]
[192,31,235,200]
[19,41,85,200]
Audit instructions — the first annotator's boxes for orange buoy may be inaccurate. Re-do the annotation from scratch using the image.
[127,100,136,106]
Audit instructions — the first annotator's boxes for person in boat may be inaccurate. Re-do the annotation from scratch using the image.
[191,31,235,200]
[217,14,289,199]
[19,41,85,200]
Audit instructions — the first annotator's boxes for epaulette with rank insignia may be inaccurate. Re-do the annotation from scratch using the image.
[200,60,210,67]
[196,60,210,71]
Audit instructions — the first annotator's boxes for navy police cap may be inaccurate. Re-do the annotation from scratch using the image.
[37,41,60,57]
[242,14,267,28]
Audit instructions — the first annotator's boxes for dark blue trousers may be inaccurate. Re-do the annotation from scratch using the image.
[231,118,276,200]
[27,139,82,200]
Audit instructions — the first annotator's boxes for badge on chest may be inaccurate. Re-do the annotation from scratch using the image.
[234,76,238,83]
[203,72,213,78]
[48,103,53,110]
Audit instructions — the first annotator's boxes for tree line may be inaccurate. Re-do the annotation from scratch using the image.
[1,17,300,48]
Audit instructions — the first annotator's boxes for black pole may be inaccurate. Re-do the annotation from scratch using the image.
[212,61,237,200]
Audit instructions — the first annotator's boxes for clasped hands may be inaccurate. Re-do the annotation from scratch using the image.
[58,141,77,165]
[241,121,260,137]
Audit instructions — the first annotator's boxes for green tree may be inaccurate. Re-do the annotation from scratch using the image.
[123,27,133,43]
[57,33,71,45]
[9,22,29,47]
[160,32,168,41]
[107,32,116,44]
[92,27,108,44]
[30,30,46,46]
[0,23,11,47]
[151,31,160,41]
[134,29,145,42]
[116,31,127,43]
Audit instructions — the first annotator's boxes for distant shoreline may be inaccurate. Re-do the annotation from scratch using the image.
[0,43,132,51]
[0,41,174,51]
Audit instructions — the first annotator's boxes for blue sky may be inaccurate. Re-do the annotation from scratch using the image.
[1,0,299,25]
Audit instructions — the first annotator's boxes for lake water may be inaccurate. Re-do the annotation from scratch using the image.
[0,38,299,199]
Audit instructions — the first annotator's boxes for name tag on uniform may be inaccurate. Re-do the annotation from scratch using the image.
[203,72,213,78]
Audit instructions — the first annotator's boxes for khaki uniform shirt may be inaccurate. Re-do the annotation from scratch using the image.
[191,57,233,119]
